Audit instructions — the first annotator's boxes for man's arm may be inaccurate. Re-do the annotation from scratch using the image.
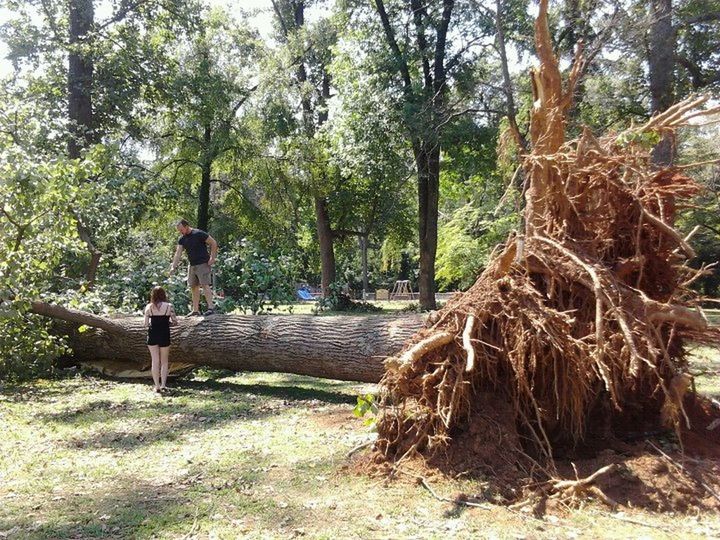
[206,235,218,266]
[170,244,184,272]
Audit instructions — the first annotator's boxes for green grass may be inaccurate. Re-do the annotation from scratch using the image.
[1,358,719,539]
[689,344,720,398]
[704,308,720,326]
[262,300,419,315]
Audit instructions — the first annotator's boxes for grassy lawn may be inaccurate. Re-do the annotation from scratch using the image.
[259,300,419,315]
[1,347,719,538]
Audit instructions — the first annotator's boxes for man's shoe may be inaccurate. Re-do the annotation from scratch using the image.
[203,308,216,316]
[187,311,201,317]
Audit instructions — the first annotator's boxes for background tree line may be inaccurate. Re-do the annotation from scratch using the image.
[0,0,718,379]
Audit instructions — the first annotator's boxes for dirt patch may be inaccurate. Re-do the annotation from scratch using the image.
[557,447,720,513]
[364,392,720,513]
[309,407,356,430]
[424,393,530,500]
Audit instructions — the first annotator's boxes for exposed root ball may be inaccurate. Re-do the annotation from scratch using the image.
[373,95,720,496]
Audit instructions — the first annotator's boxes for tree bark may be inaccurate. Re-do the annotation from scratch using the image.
[648,0,676,166]
[31,302,425,383]
[198,124,213,232]
[68,0,96,159]
[68,0,101,288]
[315,196,336,297]
[416,144,439,310]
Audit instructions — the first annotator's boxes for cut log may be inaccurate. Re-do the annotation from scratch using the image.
[31,302,425,383]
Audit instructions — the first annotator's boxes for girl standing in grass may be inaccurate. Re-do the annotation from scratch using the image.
[144,286,178,393]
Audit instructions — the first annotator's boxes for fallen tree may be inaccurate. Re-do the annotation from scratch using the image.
[30,301,425,382]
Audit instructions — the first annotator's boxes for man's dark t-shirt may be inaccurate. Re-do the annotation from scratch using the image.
[178,229,210,266]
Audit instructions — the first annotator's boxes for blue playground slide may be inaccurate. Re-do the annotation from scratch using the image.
[297,288,314,300]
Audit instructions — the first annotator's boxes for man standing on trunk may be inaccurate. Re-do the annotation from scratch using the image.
[170,219,218,316]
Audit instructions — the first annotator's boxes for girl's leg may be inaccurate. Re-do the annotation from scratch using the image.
[148,345,161,390]
[159,346,170,389]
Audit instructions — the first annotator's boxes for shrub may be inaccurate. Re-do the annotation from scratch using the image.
[313,282,383,314]
[214,239,299,314]
[0,313,68,382]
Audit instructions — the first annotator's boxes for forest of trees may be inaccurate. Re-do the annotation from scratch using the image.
[0,0,718,380]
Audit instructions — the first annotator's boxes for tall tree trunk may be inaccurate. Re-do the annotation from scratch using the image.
[315,196,336,297]
[68,0,95,159]
[198,124,212,232]
[416,144,439,310]
[373,0,452,312]
[288,0,337,298]
[31,302,425,383]
[68,0,101,288]
[648,0,676,166]
[315,71,336,298]
[360,235,369,298]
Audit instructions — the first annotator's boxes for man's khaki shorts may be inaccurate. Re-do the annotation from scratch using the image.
[187,263,212,287]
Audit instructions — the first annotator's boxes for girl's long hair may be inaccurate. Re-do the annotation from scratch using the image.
[150,286,167,307]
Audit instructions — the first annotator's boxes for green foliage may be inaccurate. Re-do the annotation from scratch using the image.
[0,314,67,382]
[53,233,190,316]
[214,239,299,315]
[352,393,378,428]
[0,122,83,380]
[616,129,662,149]
[436,204,519,291]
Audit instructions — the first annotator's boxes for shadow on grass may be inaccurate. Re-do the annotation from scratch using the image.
[174,377,359,405]
[33,376,358,452]
[0,381,87,403]
[0,453,274,540]
[40,375,358,422]
[0,443,335,539]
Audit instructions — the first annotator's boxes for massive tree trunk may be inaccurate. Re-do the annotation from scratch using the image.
[31,302,425,383]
